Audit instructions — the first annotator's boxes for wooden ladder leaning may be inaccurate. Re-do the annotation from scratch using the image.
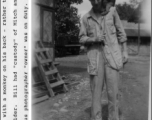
[33,41,68,103]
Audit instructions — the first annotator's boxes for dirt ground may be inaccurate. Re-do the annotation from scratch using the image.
[32,54,150,120]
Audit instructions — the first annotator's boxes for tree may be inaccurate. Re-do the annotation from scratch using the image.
[128,2,142,23]
[116,0,142,23]
[130,0,141,7]
[55,0,83,44]
[116,2,136,21]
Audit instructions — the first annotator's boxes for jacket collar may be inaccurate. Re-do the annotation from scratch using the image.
[87,7,109,19]
[87,8,97,19]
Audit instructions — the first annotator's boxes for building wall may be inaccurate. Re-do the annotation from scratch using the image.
[32,0,54,67]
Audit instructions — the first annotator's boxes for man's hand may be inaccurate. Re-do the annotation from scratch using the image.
[122,51,128,64]
[96,36,105,42]
[80,45,87,53]
[87,36,105,43]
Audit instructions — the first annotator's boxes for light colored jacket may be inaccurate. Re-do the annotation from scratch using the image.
[79,7,127,70]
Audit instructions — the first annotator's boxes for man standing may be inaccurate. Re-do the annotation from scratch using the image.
[79,0,128,120]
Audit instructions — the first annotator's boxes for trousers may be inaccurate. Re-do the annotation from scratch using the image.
[87,45,119,120]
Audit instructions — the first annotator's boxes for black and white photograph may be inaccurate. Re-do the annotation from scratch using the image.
[31,0,151,120]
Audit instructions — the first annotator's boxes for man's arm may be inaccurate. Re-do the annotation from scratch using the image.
[113,8,128,63]
[113,8,127,43]
[79,17,98,45]
[122,42,127,52]
[122,42,128,63]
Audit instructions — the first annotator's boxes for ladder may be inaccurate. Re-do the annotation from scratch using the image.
[32,42,68,102]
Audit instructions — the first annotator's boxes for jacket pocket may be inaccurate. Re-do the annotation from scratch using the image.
[87,48,98,75]
[104,45,123,70]
[106,19,116,34]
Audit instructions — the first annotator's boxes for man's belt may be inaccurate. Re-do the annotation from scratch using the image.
[86,41,105,46]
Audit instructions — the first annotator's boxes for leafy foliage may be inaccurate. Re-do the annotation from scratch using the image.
[55,0,83,44]
[130,0,141,7]
[116,0,142,23]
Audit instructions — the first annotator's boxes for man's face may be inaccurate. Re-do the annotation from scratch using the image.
[89,0,102,11]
